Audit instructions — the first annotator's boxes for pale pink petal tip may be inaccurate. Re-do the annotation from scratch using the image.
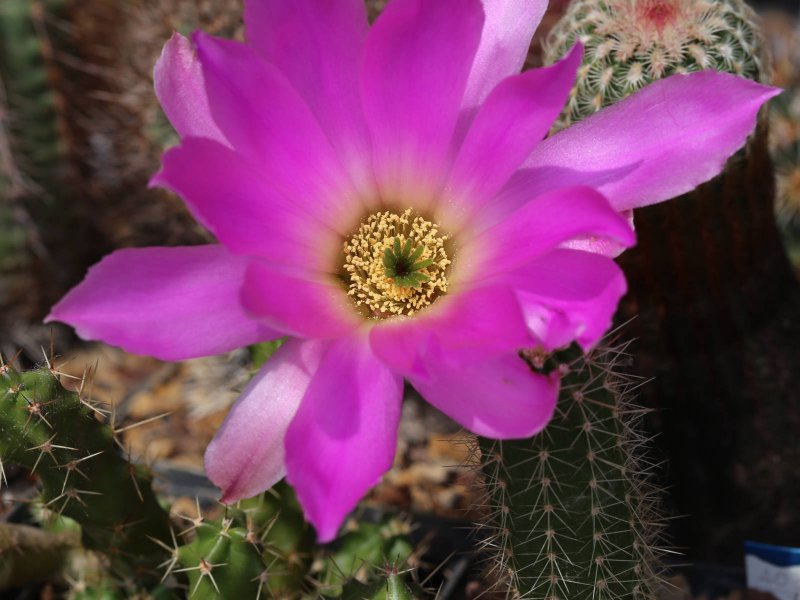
[205,339,324,504]
[463,0,549,107]
[154,32,226,144]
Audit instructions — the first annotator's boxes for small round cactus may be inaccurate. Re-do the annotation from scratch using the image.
[544,0,768,128]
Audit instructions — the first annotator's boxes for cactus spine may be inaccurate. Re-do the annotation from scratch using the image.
[174,482,315,599]
[542,0,800,563]
[477,345,662,599]
[544,0,767,128]
[174,488,417,600]
[0,361,173,582]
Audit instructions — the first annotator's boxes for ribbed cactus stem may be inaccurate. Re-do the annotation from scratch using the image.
[543,0,799,561]
[174,483,416,599]
[0,362,172,581]
[544,0,767,128]
[0,0,70,193]
[478,345,663,599]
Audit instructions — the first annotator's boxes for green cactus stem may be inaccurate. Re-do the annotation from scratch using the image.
[544,0,767,128]
[543,0,800,563]
[173,482,315,599]
[477,344,664,600]
[0,0,105,337]
[0,362,173,582]
[316,516,415,598]
[337,570,416,600]
[174,483,418,600]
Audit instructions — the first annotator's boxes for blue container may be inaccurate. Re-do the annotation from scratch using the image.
[745,541,800,600]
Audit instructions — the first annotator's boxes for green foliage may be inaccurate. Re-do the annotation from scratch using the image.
[477,345,663,599]
[248,340,286,371]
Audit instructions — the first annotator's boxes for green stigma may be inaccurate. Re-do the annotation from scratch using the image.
[382,237,434,289]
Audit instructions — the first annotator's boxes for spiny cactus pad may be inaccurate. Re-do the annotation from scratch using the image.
[477,345,664,600]
[0,360,173,582]
[544,0,767,128]
[173,484,416,599]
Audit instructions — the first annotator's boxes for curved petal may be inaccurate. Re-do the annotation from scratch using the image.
[462,0,548,109]
[442,44,582,229]
[206,339,325,503]
[285,336,403,542]
[466,186,635,281]
[45,246,277,361]
[361,0,484,206]
[242,261,362,339]
[524,71,781,211]
[154,33,227,144]
[409,350,559,439]
[243,0,374,195]
[561,210,635,257]
[193,32,361,223]
[370,285,535,379]
[151,137,342,270]
[501,249,628,350]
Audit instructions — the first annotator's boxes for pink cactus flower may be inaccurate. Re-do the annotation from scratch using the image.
[47,0,777,541]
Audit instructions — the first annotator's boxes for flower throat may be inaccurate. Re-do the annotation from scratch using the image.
[342,209,450,318]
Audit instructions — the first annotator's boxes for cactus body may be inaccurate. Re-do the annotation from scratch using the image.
[542,0,800,563]
[478,346,662,600]
[177,514,266,599]
[175,484,416,599]
[0,365,172,581]
[338,572,416,600]
[544,0,766,128]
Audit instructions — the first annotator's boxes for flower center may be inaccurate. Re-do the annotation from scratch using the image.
[342,208,451,318]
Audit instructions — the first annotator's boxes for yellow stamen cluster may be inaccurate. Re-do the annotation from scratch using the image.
[342,209,451,318]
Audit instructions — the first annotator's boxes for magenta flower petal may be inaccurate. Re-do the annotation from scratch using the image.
[523,71,781,211]
[242,262,362,339]
[467,186,636,280]
[409,350,559,439]
[46,246,278,360]
[243,0,374,194]
[153,33,227,144]
[443,44,583,228]
[462,0,548,108]
[361,0,484,204]
[562,210,635,258]
[152,137,340,269]
[285,336,403,542]
[370,284,535,378]
[192,33,362,224]
[502,249,628,351]
[205,338,325,503]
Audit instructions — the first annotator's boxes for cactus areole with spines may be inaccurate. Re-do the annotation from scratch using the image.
[46,0,777,541]
[0,364,173,582]
[544,0,767,127]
